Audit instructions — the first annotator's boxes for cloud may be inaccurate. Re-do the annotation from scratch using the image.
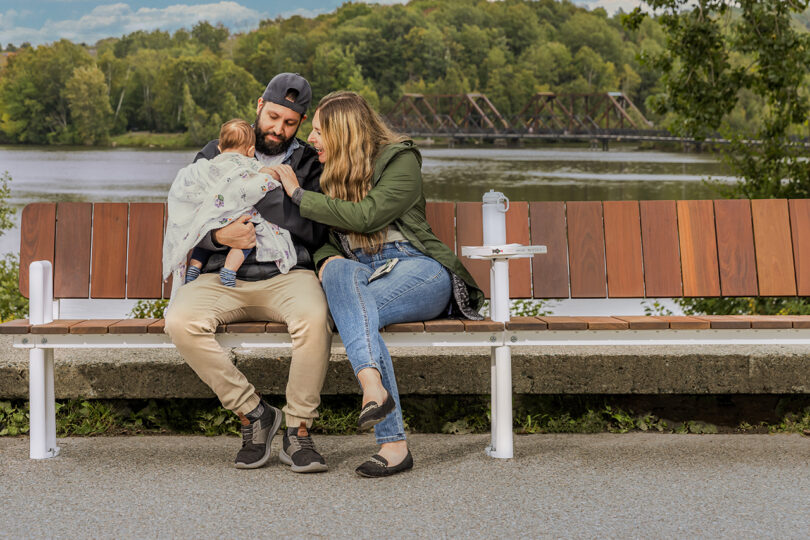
[0,2,267,46]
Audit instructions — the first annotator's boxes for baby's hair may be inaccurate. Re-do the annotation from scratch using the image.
[219,119,255,153]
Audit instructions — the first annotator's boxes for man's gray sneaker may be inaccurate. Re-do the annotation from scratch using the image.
[234,402,282,469]
[279,423,328,473]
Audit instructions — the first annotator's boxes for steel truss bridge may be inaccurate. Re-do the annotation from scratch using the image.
[385,92,717,148]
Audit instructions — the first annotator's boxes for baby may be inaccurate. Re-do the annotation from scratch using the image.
[162,119,296,297]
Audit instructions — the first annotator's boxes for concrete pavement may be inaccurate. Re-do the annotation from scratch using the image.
[1,433,809,538]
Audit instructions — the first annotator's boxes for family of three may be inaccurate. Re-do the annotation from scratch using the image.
[162,73,484,478]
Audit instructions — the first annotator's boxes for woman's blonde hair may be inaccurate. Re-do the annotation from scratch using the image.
[316,91,406,253]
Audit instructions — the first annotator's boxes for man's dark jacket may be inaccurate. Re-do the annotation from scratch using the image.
[192,138,327,281]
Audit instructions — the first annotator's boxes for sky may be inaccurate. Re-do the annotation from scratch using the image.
[0,0,646,47]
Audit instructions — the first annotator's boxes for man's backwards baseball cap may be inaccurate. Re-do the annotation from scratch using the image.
[261,73,312,116]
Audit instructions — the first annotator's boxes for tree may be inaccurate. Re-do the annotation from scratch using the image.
[64,65,114,144]
[0,40,92,143]
[192,21,229,54]
[625,0,810,198]
[625,1,810,315]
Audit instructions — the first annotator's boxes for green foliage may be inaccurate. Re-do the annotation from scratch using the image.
[129,299,168,319]
[0,400,29,436]
[1,1,672,145]
[479,299,551,319]
[0,172,25,322]
[0,40,93,143]
[0,254,28,322]
[64,65,113,144]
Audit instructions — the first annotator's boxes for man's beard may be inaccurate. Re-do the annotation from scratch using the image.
[254,115,298,156]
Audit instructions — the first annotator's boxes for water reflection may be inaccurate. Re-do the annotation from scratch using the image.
[0,143,736,254]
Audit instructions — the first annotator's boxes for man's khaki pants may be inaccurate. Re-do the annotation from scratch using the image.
[164,270,332,428]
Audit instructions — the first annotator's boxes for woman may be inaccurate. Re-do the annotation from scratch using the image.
[273,91,484,477]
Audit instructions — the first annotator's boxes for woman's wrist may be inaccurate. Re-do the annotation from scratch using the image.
[291,187,304,205]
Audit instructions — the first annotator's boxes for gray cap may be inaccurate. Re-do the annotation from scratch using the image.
[261,73,312,115]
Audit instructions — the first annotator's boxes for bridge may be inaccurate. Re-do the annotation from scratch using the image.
[385,92,705,149]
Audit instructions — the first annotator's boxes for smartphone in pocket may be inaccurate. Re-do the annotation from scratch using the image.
[368,258,399,283]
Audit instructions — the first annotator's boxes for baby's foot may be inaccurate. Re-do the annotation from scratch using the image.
[185,266,201,284]
[220,268,237,287]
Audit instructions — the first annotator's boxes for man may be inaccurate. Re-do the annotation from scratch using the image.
[165,73,331,473]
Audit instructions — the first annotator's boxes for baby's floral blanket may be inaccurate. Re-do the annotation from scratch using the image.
[163,152,296,298]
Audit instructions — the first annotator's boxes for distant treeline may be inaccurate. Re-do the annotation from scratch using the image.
[0,0,679,145]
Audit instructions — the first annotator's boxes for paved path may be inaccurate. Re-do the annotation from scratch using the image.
[1,433,809,538]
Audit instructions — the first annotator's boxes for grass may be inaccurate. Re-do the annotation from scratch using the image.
[110,131,194,149]
[2,396,810,438]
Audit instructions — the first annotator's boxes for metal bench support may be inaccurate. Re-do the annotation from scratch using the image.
[464,191,546,459]
[28,260,59,459]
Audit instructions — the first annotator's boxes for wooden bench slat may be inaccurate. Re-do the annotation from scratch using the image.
[714,199,758,296]
[383,322,425,332]
[614,316,668,330]
[128,203,165,299]
[425,202,456,254]
[786,315,810,329]
[91,203,128,298]
[505,202,532,298]
[456,202,489,298]
[162,203,173,299]
[226,322,269,333]
[656,316,711,329]
[789,199,810,295]
[698,315,752,329]
[54,202,92,298]
[148,319,166,334]
[70,319,125,334]
[109,319,160,334]
[530,201,569,299]
[677,200,721,297]
[567,201,606,298]
[424,319,466,332]
[30,320,85,334]
[603,201,644,298]
[462,319,504,332]
[752,199,797,296]
[266,322,288,333]
[537,316,587,330]
[640,201,682,297]
[0,319,31,334]
[19,203,56,299]
[747,316,794,329]
[579,316,628,330]
[505,317,548,330]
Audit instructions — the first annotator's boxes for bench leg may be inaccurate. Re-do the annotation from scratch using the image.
[29,348,59,460]
[486,345,514,459]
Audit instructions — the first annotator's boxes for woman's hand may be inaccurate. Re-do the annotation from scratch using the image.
[318,256,344,282]
[261,164,300,197]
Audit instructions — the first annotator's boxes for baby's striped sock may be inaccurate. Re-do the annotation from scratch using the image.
[220,268,237,287]
[185,266,201,283]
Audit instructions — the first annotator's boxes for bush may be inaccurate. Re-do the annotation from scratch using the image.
[129,299,168,318]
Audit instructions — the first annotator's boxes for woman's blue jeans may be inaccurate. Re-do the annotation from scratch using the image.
[321,242,451,444]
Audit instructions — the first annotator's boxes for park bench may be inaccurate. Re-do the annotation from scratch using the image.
[5,196,810,461]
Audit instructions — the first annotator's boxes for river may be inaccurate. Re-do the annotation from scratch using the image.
[0,143,736,317]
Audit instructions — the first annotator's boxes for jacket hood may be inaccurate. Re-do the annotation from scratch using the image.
[372,140,421,184]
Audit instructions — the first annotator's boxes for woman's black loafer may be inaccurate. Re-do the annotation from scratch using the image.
[357,392,396,430]
[355,451,414,478]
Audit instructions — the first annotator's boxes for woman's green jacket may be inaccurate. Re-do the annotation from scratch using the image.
[297,140,485,317]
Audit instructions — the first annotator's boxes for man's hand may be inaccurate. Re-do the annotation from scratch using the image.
[212,215,256,249]
[318,256,344,282]
[262,164,300,197]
